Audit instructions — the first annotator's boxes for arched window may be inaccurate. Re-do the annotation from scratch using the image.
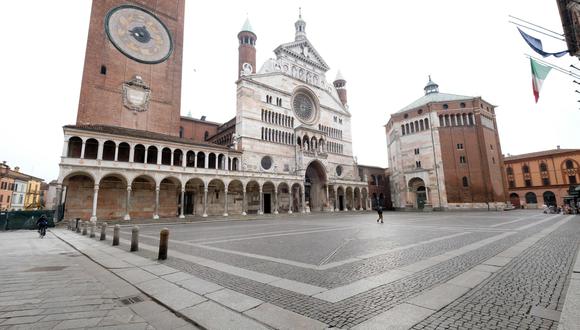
[522,165,530,174]
[506,167,513,175]
[462,176,469,187]
[173,149,183,166]
[468,113,474,125]
[565,159,574,169]
[134,144,145,163]
[204,131,209,140]
[208,153,216,168]
[161,148,172,165]
[424,118,429,129]
[401,125,406,135]
[539,163,548,172]
[196,152,205,168]
[102,141,116,161]
[146,146,158,164]
[84,138,99,159]
[118,142,130,162]
[67,137,83,158]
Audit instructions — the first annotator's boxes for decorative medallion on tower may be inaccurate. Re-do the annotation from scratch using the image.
[105,5,173,64]
[122,76,151,112]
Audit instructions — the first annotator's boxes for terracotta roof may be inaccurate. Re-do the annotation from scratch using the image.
[503,148,580,161]
[64,125,240,153]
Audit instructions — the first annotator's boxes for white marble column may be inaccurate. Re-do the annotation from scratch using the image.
[223,188,229,216]
[97,142,104,160]
[90,184,99,222]
[170,150,174,166]
[288,188,293,214]
[156,148,162,165]
[242,190,247,216]
[80,142,86,159]
[325,185,329,211]
[179,188,185,219]
[144,148,148,164]
[114,145,119,161]
[124,186,131,221]
[129,145,134,163]
[153,186,160,219]
[182,152,187,167]
[62,140,68,157]
[301,187,306,213]
[334,188,338,212]
[273,190,278,215]
[202,187,208,217]
[258,186,263,215]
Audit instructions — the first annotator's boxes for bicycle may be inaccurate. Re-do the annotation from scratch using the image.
[38,226,47,238]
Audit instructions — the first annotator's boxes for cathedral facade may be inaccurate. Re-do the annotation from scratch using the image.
[55,0,368,221]
[385,78,508,211]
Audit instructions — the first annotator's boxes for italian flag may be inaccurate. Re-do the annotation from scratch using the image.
[530,58,552,103]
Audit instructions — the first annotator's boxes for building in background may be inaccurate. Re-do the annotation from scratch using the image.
[0,162,14,211]
[24,176,43,210]
[0,164,46,211]
[385,77,508,211]
[56,1,368,221]
[358,165,392,210]
[503,147,580,208]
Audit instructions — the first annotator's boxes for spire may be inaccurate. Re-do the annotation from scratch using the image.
[240,17,254,34]
[334,70,345,82]
[295,7,307,41]
[424,75,439,95]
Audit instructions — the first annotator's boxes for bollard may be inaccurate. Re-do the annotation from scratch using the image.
[113,224,120,246]
[75,218,81,232]
[90,222,96,238]
[82,221,88,235]
[158,228,169,260]
[130,226,139,252]
[100,223,107,241]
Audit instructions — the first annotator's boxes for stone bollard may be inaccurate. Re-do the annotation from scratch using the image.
[113,224,120,246]
[100,223,107,241]
[75,218,81,232]
[90,222,96,238]
[130,226,139,252]
[82,221,88,235]
[158,228,169,260]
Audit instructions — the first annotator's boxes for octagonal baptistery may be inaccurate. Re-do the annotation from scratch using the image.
[385,77,508,211]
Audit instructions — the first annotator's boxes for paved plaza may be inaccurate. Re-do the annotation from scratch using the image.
[1,210,579,329]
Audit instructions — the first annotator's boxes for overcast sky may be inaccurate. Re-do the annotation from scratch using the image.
[0,0,577,182]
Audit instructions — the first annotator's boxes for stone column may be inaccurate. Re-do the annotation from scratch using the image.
[124,186,131,221]
[242,189,247,216]
[193,154,196,168]
[153,186,160,219]
[325,185,329,211]
[90,184,99,222]
[170,150,174,166]
[156,148,162,165]
[179,188,185,219]
[288,187,293,214]
[223,188,229,216]
[54,185,63,221]
[358,191,362,211]
[114,144,119,161]
[334,188,338,212]
[80,141,86,159]
[202,187,208,217]
[301,187,306,213]
[97,142,104,160]
[215,157,218,169]
[129,145,134,163]
[273,190,278,215]
[258,186,263,215]
[62,139,68,157]
[144,148,148,164]
[182,152,187,167]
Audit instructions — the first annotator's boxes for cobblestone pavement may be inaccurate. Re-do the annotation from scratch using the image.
[0,231,197,330]
[101,210,580,329]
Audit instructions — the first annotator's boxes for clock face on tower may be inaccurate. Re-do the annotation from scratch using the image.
[105,5,173,64]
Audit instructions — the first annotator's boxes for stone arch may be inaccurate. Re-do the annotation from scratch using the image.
[232,158,239,171]
[542,191,556,207]
[186,150,195,167]
[246,180,261,214]
[354,187,361,210]
[159,177,181,218]
[361,187,369,210]
[184,178,205,216]
[161,148,172,165]
[102,140,116,161]
[173,149,183,166]
[62,172,95,221]
[345,187,354,210]
[218,154,225,170]
[277,182,290,213]
[208,153,216,169]
[336,186,345,211]
[509,192,520,207]
[227,180,244,215]
[291,183,303,213]
[196,152,205,168]
[134,144,146,163]
[67,136,83,158]
[130,175,156,219]
[525,192,537,204]
[207,178,226,216]
[97,173,128,220]
[118,142,130,162]
[146,146,158,164]
[262,181,276,214]
[305,160,327,212]
[408,177,428,209]
[84,138,99,159]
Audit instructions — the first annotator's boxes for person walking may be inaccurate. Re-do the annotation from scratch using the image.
[376,205,383,223]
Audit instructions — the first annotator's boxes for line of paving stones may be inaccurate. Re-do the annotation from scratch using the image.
[110,220,556,328]
[120,229,497,288]
[411,219,580,330]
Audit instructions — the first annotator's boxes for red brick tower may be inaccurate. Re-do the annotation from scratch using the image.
[333,70,348,106]
[76,0,185,136]
[238,18,257,78]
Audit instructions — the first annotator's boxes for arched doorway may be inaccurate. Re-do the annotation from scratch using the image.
[543,191,556,206]
[305,161,327,212]
[408,177,427,209]
[98,174,127,220]
[337,186,345,211]
[525,192,538,205]
[509,193,520,207]
[63,173,95,220]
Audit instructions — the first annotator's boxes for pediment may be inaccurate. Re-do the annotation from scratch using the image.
[274,39,329,72]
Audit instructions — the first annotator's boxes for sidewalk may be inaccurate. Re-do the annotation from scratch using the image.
[0,230,198,329]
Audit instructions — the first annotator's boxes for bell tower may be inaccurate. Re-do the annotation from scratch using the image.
[238,18,257,78]
[333,70,348,106]
[76,0,185,136]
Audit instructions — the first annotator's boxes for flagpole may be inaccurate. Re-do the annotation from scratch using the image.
[509,21,565,41]
[525,54,580,79]
[509,15,564,38]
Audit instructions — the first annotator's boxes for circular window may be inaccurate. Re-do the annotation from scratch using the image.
[403,114,409,119]
[460,102,466,108]
[261,156,273,170]
[336,165,343,176]
[418,109,423,114]
[292,92,316,123]
[443,104,449,110]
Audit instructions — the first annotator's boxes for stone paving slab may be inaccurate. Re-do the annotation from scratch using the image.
[244,303,328,330]
[180,301,270,330]
[406,283,470,310]
[447,269,492,288]
[205,288,263,312]
[352,303,435,330]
